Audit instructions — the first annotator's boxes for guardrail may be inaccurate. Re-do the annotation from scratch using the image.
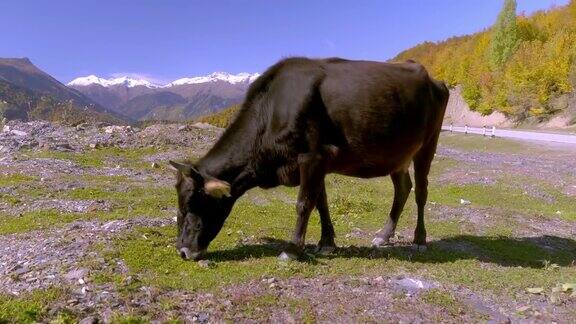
[442,125,496,137]
[442,125,576,144]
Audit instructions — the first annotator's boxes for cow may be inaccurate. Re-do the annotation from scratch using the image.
[170,57,449,261]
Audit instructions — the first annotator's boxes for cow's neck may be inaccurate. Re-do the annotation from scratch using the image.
[196,113,259,197]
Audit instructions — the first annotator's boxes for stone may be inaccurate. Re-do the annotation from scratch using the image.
[392,277,438,291]
[198,260,215,268]
[65,268,88,281]
[79,316,98,324]
[192,122,217,130]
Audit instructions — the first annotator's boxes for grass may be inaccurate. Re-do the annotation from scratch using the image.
[0,174,37,187]
[1,132,576,321]
[0,288,64,323]
[103,173,576,298]
[420,289,465,316]
[0,210,84,235]
[438,132,535,154]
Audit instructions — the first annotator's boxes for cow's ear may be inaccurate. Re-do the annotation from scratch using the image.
[169,161,203,182]
[204,179,231,198]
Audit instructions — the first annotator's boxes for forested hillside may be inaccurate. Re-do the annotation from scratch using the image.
[395,0,576,123]
[0,80,123,125]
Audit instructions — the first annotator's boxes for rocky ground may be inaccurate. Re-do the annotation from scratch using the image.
[0,120,574,323]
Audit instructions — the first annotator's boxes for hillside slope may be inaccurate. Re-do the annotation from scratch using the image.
[395,1,576,126]
[0,58,127,124]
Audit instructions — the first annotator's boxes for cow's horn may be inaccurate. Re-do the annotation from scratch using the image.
[169,161,201,180]
[204,179,231,198]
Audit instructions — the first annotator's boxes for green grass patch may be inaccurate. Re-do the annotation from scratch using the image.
[420,289,465,316]
[0,288,64,323]
[429,182,576,221]
[439,132,537,154]
[106,179,576,298]
[0,174,37,187]
[0,210,83,235]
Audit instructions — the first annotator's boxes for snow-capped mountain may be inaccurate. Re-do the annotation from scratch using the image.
[166,72,260,87]
[68,75,160,88]
[68,71,260,121]
[68,72,260,88]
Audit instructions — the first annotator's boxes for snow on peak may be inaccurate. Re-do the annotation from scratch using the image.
[67,75,159,88]
[68,72,260,88]
[166,72,260,87]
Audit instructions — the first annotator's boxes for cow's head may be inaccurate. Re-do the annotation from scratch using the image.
[169,161,235,260]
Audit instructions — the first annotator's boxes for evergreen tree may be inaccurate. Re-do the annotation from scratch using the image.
[489,0,520,69]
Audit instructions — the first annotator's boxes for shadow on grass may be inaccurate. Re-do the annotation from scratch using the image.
[206,235,576,268]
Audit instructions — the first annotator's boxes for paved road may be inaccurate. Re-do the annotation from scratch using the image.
[442,125,576,144]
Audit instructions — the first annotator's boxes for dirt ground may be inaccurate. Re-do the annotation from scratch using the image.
[0,121,574,323]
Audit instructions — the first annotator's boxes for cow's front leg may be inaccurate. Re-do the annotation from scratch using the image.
[280,152,326,260]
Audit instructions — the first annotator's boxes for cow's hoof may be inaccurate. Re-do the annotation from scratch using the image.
[278,251,298,261]
[411,244,428,252]
[315,244,336,255]
[371,237,391,247]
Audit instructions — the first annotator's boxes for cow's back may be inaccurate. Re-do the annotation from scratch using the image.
[319,60,446,177]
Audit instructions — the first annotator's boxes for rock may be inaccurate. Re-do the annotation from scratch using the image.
[151,162,160,168]
[65,268,88,281]
[79,316,98,324]
[104,125,133,134]
[197,312,209,322]
[10,129,28,136]
[192,122,218,130]
[198,260,215,268]
[278,251,292,261]
[76,123,90,131]
[89,143,101,149]
[178,125,190,132]
[391,277,437,291]
[12,265,29,276]
[55,143,74,152]
[102,220,121,231]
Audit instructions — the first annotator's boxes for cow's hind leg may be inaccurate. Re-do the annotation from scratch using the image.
[412,134,440,251]
[280,152,326,260]
[372,170,412,247]
[315,181,336,255]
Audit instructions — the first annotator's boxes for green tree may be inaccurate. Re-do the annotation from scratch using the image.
[489,0,520,69]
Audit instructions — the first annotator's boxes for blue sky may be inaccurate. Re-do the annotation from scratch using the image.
[0,0,568,84]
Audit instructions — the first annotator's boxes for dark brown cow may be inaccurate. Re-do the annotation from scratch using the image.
[170,57,449,260]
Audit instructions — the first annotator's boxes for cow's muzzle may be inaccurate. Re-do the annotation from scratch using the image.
[179,247,205,261]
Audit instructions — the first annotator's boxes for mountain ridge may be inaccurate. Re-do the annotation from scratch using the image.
[69,71,259,121]
[68,72,260,88]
